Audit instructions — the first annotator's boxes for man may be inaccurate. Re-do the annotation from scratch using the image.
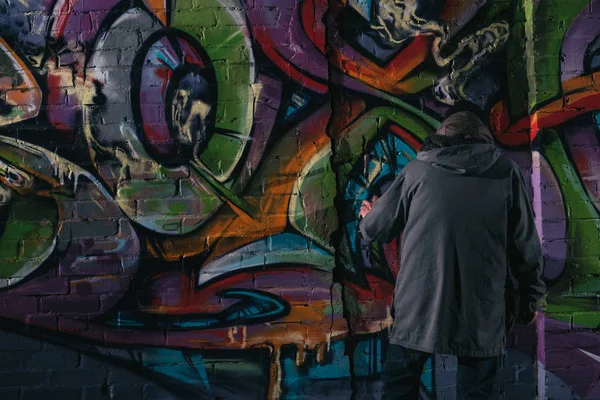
[358,102,546,399]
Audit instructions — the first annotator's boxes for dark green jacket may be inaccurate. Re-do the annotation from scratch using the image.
[359,141,546,357]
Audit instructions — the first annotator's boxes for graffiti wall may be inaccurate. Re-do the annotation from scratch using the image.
[0,0,597,398]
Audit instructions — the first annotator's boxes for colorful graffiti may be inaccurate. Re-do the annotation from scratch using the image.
[0,0,599,398]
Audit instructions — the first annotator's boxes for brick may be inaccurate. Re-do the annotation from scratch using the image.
[439,355,457,370]
[504,383,537,400]
[40,295,100,313]
[80,354,113,370]
[0,389,20,400]
[546,384,577,400]
[553,366,600,386]
[111,384,144,399]
[50,369,108,386]
[1,297,39,314]
[71,277,131,295]
[546,349,580,368]
[0,333,41,351]
[515,366,536,383]
[573,313,600,328]
[143,384,180,399]
[21,350,79,370]
[0,371,44,387]
[8,278,69,295]
[138,198,201,216]
[87,49,120,67]
[58,316,87,330]
[543,221,569,239]
[108,366,154,386]
[60,256,121,276]
[0,351,23,369]
[22,387,82,400]
[82,385,108,400]
[67,220,119,238]
[432,369,456,387]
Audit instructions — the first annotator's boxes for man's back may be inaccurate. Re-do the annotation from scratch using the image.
[358,105,546,399]
[389,145,520,357]
[359,116,544,357]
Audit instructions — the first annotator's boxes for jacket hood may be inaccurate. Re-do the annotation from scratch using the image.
[417,143,501,175]
[436,111,494,143]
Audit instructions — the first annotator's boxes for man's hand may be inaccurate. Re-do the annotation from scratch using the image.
[359,195,379,219]
[518,310,538,325]
[526,311,538,325]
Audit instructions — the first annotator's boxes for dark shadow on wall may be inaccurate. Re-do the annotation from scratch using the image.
[0,317,271,400]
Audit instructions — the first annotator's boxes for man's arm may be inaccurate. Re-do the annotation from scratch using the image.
[508,167,546,321]
[358,172,407,243]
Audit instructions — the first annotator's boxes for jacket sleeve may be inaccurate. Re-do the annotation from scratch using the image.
[507,166,546,316]
[359,171,408,243]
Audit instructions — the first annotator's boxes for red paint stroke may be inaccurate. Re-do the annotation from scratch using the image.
[492,75,600,147]
[301,0,327,53]
[385,34,431,76]
[388,124,423,151]
[253,29,328,94]
[47,0,72,39]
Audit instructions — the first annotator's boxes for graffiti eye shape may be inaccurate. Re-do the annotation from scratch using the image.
[6,170,21,184]
[130,30,218,166]
[0,161,30,190]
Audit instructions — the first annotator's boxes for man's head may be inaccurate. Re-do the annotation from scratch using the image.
[436,101,494,144]
[443,101,488,124]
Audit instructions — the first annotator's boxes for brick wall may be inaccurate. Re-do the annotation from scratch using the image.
[0,0,596,399]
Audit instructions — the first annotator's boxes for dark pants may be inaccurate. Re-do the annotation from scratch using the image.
[381,344,500,400]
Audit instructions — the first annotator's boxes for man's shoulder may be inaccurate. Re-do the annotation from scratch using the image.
[501,154,528,177]
[491,152,523,174]
[404,158,429,171]
[400,159,428,178]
